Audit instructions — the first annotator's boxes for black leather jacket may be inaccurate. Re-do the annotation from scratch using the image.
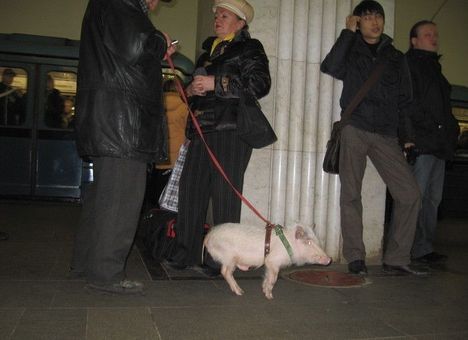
[75,0,168,163]
[402,49,459,160]
[321,29,412,138]
[186,29,271,136]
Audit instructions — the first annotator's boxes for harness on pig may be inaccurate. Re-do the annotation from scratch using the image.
[264,224,294,261]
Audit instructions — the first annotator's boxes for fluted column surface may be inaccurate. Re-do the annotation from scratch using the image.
[241,0,395,262]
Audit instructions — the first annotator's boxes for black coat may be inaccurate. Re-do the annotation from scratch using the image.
[320,29,412,138]
[75,0,168,163]
[186,29,271,136]
[402,49,459,160]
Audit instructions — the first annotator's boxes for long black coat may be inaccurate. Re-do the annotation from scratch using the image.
[402,49,459,160]
[75,0,168,163]
[321,29,412,138]
[186,29,271,136]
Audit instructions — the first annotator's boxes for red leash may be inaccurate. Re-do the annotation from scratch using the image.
[166,56,272,226]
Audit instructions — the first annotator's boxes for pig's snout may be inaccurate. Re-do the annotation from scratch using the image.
[319,257,332,266]
[320,257,333,266]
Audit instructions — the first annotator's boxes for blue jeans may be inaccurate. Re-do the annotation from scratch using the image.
[411,155,446,258]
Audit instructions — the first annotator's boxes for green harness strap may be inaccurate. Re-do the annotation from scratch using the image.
[274,224,294,261]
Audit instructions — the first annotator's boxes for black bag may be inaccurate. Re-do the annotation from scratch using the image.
[237,91,277,149]
[142,208,177,261]
[323,121,342,174]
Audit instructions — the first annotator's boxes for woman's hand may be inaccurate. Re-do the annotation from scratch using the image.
[190,75,215,96]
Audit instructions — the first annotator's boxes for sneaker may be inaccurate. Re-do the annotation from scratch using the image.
[348,260,368,275]
[382,264,428,276]
[86,279,144,295]
[412,252,447,264]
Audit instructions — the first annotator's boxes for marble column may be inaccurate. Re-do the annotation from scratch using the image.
[241,0,395,263]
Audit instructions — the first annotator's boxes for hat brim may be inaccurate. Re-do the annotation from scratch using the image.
[213,4,247,22]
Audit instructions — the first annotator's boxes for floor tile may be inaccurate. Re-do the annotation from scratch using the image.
[0,309,24,340]
[10,309,86,340]
[0,281,58,308]
[87,307,160,340]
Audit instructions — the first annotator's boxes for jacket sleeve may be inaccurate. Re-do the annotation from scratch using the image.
[214,39,271,99]
[101,1,167,65]
[398,56,417,144]
[320,29,356,80]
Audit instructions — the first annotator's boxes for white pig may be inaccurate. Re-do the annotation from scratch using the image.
[203,223,331,299]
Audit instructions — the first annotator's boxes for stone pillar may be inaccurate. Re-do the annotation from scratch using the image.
[241,0,395,263]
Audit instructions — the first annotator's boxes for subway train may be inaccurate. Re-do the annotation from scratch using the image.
[1,33,466,217]
[0,33,194,201]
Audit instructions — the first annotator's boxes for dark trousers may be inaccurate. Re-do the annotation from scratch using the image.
[71,157,147,284]
[339,125,421,266]
[171,131,252,266]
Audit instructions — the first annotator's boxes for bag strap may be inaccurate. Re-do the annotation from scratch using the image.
[340,62,387,126]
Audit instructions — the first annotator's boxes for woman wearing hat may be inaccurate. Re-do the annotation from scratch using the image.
[167,0,271,273]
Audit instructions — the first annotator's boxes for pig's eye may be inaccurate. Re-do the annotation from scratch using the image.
[307,240,312,245]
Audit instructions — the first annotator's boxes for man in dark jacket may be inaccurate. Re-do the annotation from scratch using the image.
[71,0,176,294]
[320,0,423,276]
[401,20,460,264]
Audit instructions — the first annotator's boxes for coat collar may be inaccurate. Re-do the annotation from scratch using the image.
[201,29,251,59]
[354,32,394,58]
[407,48,441,61]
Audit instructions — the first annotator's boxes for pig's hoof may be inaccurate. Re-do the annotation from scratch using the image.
[234,288,244,296]
[264,292,274,299]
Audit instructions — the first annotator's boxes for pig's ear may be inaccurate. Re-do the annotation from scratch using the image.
[295,226,306,239]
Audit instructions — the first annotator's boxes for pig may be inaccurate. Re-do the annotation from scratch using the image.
[203,223,331,299]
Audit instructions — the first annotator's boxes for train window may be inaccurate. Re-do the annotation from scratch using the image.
[453,107,468,154]
[0,67,28,126]
[44,71,77,129]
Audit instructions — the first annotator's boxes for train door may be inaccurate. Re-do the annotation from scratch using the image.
[0,63,35,196]
[35,66,80,198]
[0,62,81,199]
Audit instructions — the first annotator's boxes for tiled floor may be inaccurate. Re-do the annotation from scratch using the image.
[0,200,467,339]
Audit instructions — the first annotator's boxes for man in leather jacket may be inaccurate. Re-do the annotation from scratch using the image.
[321,0,423,276]
[71,0,176,294]
[401,21,460,264]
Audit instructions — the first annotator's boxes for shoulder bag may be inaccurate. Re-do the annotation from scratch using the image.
[237,90,277,149]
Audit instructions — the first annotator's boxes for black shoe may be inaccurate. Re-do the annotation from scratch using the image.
[348,260,368,275]
[162,259,188,270]
[412,252,447,264]
[0,232,9,241]
[382,263,428,276]
[193,265,221,278]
